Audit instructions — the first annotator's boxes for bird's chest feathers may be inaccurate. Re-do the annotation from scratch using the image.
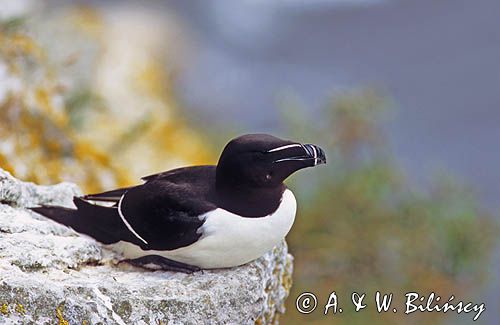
[113,189,297,269]
[198,189,297,252]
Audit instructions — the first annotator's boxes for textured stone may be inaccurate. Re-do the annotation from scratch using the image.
[0,169,293,324]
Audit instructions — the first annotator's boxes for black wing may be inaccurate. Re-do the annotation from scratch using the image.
[118,179,216,250]
[33,166,217,250]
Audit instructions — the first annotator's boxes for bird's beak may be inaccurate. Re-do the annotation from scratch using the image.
[302,144,327,165]
[271,143,326,166]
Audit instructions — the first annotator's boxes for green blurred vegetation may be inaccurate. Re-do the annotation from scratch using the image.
[281,90,498,324]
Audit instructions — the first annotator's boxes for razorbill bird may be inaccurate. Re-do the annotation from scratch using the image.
[31,134,326,273]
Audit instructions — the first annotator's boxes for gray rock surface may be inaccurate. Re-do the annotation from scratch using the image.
[0,168,293,324]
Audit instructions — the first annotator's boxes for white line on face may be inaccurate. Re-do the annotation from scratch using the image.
[118,194,149,245]
[267,143,303,153]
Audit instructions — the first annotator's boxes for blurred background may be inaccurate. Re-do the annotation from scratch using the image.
[1,0,498,323]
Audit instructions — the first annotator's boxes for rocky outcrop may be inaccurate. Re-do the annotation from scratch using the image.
[0,169,293,324]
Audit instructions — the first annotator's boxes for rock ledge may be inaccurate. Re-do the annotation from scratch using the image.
[0,169,293,324]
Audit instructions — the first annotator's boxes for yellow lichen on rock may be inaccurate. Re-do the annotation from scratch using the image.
[56,306,69,325]
[1,303,8,316]
[0,4,214,192]
[15,303,24,315]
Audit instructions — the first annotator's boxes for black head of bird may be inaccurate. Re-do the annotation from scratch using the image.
[216,134,326,190]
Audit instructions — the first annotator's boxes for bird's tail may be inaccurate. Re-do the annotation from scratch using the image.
[30,206,79,228]
[30,197,132,245]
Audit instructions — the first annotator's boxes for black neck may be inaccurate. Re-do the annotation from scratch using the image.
[214,182,285,218]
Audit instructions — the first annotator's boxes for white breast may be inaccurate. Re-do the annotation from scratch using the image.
[110,189,297,269]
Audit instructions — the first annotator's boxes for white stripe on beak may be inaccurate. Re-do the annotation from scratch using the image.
[311,145,318,166]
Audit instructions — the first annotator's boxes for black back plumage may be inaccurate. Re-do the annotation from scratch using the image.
[118,166,217,250]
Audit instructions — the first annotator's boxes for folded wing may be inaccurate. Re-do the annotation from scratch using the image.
[31,179,213,251]
[117,180,213,250]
